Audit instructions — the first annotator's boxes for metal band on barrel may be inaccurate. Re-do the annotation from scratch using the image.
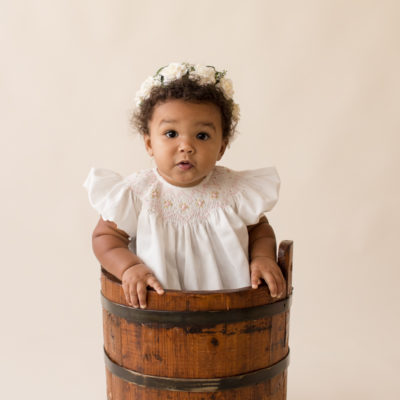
[104,347,289,392]
[100,291,292,327]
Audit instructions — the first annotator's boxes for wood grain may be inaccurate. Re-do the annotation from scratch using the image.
[101,240,293,399]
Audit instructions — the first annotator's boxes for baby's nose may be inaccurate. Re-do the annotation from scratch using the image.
[179,140,194,153]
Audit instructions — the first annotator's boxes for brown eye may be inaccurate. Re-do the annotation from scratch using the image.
[165,130,178,138]
[196,132,210,141]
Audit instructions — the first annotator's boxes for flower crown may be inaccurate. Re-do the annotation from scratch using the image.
[134,62,240,124]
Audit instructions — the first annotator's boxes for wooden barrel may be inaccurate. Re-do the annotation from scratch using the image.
[101,240,293,399]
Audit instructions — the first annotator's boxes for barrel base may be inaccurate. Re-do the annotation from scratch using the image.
[106,367,287,400]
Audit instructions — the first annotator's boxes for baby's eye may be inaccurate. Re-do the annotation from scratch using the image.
[165,130,178,138]
[196,132,210,141]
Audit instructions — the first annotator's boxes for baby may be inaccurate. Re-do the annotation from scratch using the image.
[84,62,286,309]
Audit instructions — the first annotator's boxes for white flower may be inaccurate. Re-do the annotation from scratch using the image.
[135,76,161,106]
[218,77,234,99]
[134,63,239,119]
[191,65,216,85]
[160,62,188,83]
[141,76,159,97]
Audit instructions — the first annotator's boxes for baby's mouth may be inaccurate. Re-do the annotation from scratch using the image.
[177,161,193,170]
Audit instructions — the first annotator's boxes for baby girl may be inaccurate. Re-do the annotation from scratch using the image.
[84,62,285,309]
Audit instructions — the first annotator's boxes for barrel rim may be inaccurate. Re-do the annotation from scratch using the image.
[101,267,265,295]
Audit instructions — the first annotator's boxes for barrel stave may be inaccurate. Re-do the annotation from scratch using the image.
[104,313,288,379]
[101,240,293,399]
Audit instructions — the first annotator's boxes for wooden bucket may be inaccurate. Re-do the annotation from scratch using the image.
[101,240,293,399]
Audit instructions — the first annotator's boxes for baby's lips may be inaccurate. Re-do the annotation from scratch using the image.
[177,161,194,170]
[177,157,195,164]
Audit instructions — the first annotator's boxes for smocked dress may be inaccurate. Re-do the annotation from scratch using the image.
[84,165,280,291]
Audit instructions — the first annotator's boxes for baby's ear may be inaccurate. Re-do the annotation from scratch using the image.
[217,139,228,160]
[143,134,153,156]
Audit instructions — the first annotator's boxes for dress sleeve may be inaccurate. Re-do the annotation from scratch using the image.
[234,167,280,225]
[83,168,140,238]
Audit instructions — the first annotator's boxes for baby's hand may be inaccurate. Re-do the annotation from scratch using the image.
[250,256,286,298]
[121,263,164,309]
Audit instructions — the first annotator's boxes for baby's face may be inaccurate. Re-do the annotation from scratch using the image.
[144,99,227,187]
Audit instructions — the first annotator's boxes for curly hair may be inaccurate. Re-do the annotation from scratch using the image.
[131,76,237,141]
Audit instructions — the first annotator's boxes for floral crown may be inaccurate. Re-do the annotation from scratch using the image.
[134,62,240,124]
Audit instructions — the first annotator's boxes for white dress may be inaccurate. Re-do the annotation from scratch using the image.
[84,165,280,291]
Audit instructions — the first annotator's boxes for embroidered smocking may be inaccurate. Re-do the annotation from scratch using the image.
[127,167,240,225]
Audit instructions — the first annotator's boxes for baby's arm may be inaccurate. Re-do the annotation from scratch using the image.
[248,216,286,298]
[92,217,164,308]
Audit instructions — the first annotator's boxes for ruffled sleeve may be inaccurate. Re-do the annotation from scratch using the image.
[83,168,140,238]
[233,167,280,225]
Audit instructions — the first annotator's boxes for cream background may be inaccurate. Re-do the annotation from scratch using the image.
[1,1,399,399]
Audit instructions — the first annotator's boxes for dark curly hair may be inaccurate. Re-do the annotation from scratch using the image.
[131,76,237,141]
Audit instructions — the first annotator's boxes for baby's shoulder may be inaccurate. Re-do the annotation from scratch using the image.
[199,165,268,208]
[212,165,280,188]
[84,167,158,201]
[210,165,275,195]
[209,165,240,190]
[126,168,157,193]
[210,164,280,209]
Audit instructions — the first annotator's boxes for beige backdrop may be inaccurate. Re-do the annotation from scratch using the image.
[1,1,399,399]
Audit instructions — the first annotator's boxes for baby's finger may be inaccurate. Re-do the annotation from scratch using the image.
[262,272,278,297]
[129,285,139,308]
[122,282,132,306]
[147,274,165,295]
[278,275,287,297]
[137,280,148,309]
[274,269,286,297]
[251,270,262,289]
